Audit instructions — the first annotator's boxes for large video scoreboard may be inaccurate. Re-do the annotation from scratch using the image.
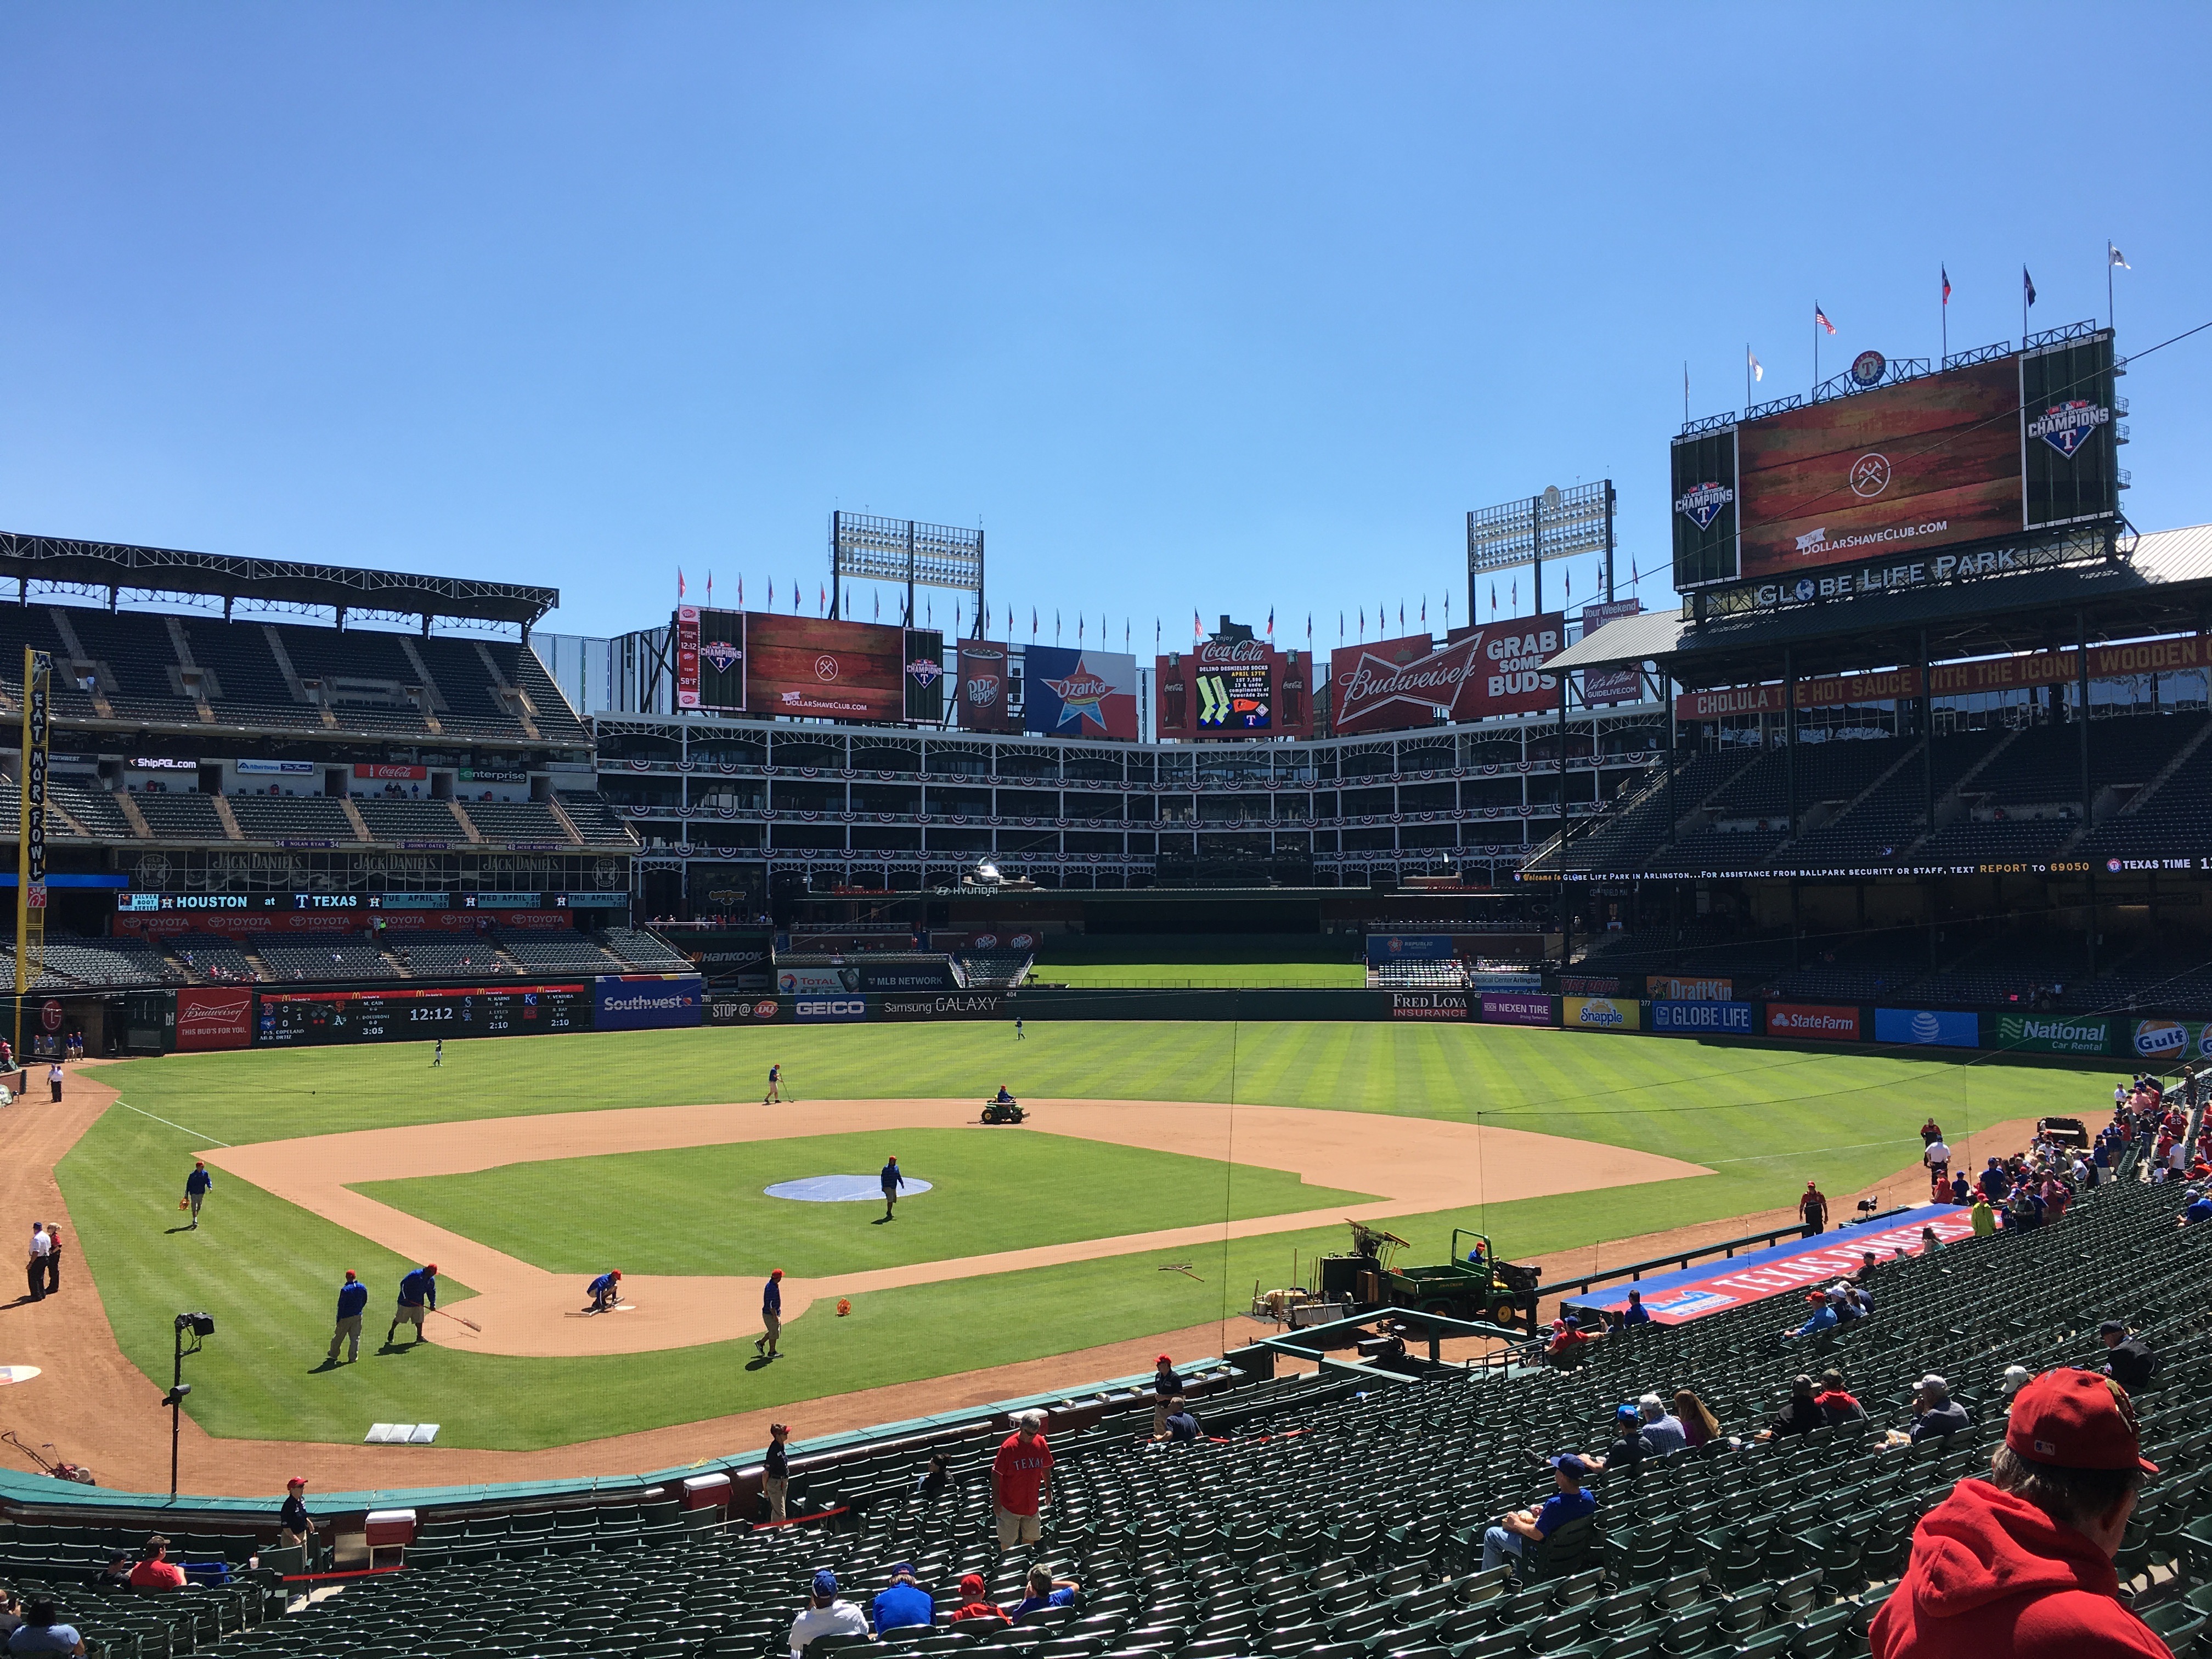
[255,982,588,1046]
[1672,330,2120,591]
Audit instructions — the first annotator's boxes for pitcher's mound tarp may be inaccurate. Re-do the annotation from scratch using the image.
[1560,1204,1978,1327]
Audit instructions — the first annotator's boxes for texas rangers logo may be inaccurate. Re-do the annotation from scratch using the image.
[906,657,943,687]
[700,639,741,673]
[2028,399,2111,459]
[1043,657,1114,733]
[1675,482,1734,530]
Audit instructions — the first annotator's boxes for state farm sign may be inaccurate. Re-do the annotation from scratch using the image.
[176,986,253,1052]
[1329,617,1563,735]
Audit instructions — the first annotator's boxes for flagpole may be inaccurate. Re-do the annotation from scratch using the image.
[1745,343,1750,409]
[1812,304,1818,393]
[1940,268,1947,363]
[2107,244,2115,332]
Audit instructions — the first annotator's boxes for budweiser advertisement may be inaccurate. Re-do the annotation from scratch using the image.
[1329,617,1562,736]
[1155,633,1314,741]
[176,986,253,1052]
[956,641,1017,732]
[1023,647,1138,740]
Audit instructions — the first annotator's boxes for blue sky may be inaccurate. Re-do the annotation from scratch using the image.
[2,5,2205,646]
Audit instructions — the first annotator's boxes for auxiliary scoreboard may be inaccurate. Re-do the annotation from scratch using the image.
[255,982,588,1046]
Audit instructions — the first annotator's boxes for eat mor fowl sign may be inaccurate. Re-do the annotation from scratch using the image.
[1329,616,1564,735]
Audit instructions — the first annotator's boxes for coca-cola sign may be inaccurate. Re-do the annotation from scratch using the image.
[1196,639,1269,665]
[1329,617,1563,734]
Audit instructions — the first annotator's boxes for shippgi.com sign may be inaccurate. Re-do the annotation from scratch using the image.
[1650,1000,1756,1035]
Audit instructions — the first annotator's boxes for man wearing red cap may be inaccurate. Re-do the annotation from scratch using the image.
[1150,1354,1180,1439]
[946,1573,1008,1625]
[278,1477,316,1552]
[1872,1367,2170,1657]
[387,1262,437,1347]
[1798,1181,1829,1236]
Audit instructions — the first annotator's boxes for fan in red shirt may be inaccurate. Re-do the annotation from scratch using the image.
[991,1410,1055,1549]
[1872,1367,2170,1658]
[947,1574,1007,1624]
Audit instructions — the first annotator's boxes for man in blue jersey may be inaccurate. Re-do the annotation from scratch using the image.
[588,1269,623,1312]
[881,1155,906,1222]
[757,1268,783,1358]
[387,1262,438,1346]
[325,1271,369,1364]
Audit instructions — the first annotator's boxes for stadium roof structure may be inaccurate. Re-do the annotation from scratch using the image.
[1547,521,2212,691]
[0,532,560,631]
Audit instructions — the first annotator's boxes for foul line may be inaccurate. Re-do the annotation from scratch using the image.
[110,1098,233,1149]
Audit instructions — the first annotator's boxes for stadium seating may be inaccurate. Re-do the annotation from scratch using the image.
[356,798,468,842]
[257,936,394,981]
[499,931,628,973]
[170,934,260,983]
[957,950,1036,990]
[37,936,186,987]
[556,791,642,847]
[132,791,230,839]
[462,802,575,845]
[597,927,696,972]
[385,933,505,975]
[227,796,359,843]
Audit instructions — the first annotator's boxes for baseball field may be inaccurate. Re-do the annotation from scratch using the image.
[34,1019,2103,1474]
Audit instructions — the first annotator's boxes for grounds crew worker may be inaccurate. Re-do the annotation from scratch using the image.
[588,1269,623,1312]
[1872,1367,2168,1658]
[184,1161,213,1228]
[326,1270,368,1364]
[387,1262,437,1346]
[755,1268,783,1358]
[881,1155,906,1221]
[1799,1181,1830,1237]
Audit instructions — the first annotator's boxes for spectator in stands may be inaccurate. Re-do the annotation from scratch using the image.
[1798,1181,1830,1236]
[1150,1353,1180,1438]
[1754,1375,1826,1441]
[870,1564,933,1634]
[1006,1566,1080,1622]
[1949,1171,1972,1205]
[1871,1368,2163,1659]
[2098,1323,2160,1393]
[2179,1189,2212,1227]
[992,1410,1054,1551]
[1618,1290,1651,1327]
[1834,1281,1872,1322]
[1999,1365,2033,1413]
[94,1553,131,1592]
[278,1476,316,1551]
[915,1454,952,1498]
[1672,1389,1722,1449]
[1814,1368,1867,1426]
[1637,1393,1686,1453]
[1479,1454,1596,1574]
[763,1423,791,1522]
[2005,1186,2042,1231]
[1920,1226,1944,1253]
[128,1536,187,1591]
[1978,1157,2012,1203]
[1162,1397,1200,1443]
[1971,1194,1997,1238]
[4,1602,83,1657]
[1888,1375,1971,1446]
[1544,1316,1602,1368]
[1585,1404,1657,1472]
[946,1574,1007,1626]
[787,1570,869,1658]
[1782,1287,1844,1339]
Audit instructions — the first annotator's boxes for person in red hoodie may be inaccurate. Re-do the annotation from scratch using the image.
[1871,1367,2169,1658]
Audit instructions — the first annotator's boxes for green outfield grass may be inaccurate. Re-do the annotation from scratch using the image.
[357,1128,1375,1277]
[62,1020,2115,1450]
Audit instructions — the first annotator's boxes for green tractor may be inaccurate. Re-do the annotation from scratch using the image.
[1318,1221,1542,1334]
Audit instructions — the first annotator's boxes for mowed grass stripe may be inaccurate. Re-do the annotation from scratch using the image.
[61,1023,2108,1449]
[354,1129,1377,1278]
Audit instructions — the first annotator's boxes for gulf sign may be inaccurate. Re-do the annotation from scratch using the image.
[1328,617,1564,736]
[2132,1020,2212,1062]
[1562,995,1639,1031]
[1767,1003,1861,1041]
